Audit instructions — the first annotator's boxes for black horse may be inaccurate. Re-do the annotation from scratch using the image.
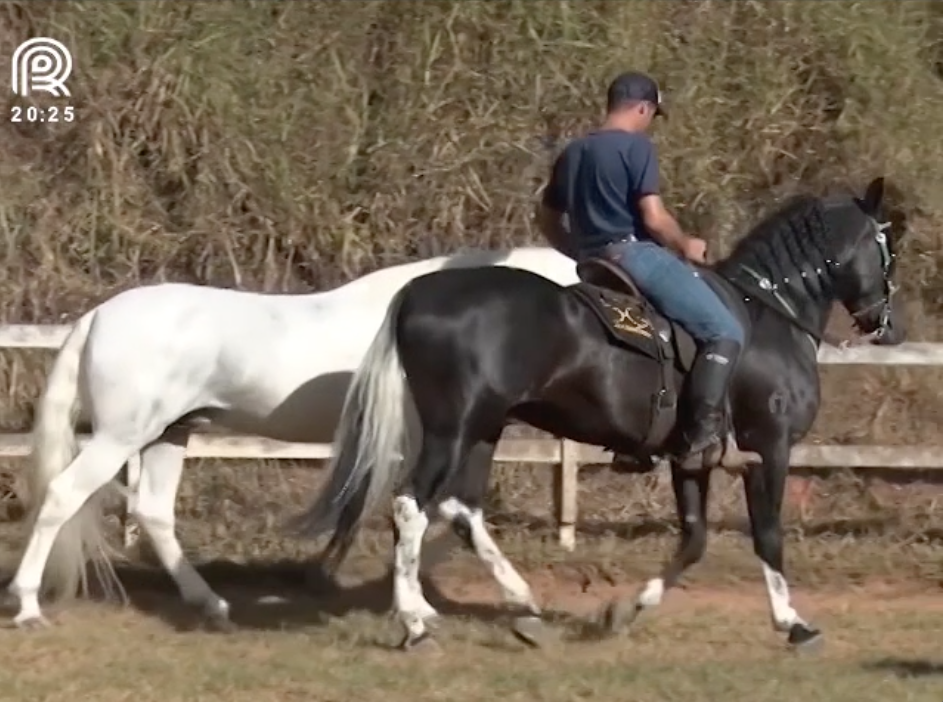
[290,177,906,652]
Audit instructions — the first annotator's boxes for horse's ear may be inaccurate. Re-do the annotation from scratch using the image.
[862,176,885,215]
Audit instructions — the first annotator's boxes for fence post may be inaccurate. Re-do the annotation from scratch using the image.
[554,438,579,551]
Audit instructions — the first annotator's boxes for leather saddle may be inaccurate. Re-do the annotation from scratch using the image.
[569,257,698,370]
[565,256,702,457]
[566,256,755,472]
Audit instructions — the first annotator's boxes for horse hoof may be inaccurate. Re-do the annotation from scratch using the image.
[400,631,441,655]
[511,615,549,648]
[787,623,823,653]
[14,615,51,631]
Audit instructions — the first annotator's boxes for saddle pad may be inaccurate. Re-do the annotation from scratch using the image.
[567,282,665,361]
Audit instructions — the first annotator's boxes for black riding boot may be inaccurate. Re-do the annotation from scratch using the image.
[677,338,742,470]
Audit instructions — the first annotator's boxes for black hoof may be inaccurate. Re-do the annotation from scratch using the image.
[787,623,823,652]
[399,631,441,655]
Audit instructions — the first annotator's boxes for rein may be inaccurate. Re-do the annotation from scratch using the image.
[719,216,895,352]
[724,268,831,350]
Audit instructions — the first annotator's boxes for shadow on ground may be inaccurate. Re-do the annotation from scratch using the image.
[862,657,943,678]
[0,558,589,643]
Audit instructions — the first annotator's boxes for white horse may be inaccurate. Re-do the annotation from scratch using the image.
[7,245,579,629]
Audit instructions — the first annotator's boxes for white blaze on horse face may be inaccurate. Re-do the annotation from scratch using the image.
[761,563,805,632]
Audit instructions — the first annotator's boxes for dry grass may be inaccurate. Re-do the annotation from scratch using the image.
[0,0,942,421]
[0,576,940,702]
[0,0,940,516]
[0,1,940,312]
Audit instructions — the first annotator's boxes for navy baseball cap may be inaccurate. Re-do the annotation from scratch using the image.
[606,71,666,117]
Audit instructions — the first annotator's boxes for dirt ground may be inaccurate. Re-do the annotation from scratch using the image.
[0,561,939,702]
[0,457,941,702]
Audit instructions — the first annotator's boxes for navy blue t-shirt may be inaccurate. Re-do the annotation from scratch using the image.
[543,129,660,250]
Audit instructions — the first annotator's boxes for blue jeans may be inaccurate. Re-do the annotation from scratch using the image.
[582,240,744,345]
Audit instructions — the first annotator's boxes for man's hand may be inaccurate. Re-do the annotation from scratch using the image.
[682,237,708,264]
[640,194,701,259]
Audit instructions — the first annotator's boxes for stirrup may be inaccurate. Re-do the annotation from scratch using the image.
[676,436,723,471]
[717,434,762,473]
[677,434,762,473]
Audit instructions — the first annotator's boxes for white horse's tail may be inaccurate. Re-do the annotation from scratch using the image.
[287,286,410,554]
[26,310,123,602]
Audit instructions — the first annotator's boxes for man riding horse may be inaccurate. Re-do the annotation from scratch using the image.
[536,71,744,470]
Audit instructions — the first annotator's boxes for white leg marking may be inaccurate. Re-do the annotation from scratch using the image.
[762,563,805,632]
[397,498,436,621]
[134,434,229,619]
[392,495,430,642]
[636,577,665,610]
[414,595,439,622]
[438,497,538,613]
[9,439,130,625]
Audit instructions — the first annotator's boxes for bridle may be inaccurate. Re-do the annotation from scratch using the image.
[845,220,897,344]
[727,213,896,351]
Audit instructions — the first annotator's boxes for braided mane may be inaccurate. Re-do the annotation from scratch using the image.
[717,194,836,300]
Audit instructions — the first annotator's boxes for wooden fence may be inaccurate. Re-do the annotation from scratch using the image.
[1,324,942,550]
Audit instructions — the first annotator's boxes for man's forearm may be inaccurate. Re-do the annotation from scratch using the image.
[645,212,690,255]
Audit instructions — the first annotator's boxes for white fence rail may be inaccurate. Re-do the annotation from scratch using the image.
[3,324,943,363]
[1,324,941,550]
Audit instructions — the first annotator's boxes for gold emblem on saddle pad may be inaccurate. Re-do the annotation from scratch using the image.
[601,299,653,338]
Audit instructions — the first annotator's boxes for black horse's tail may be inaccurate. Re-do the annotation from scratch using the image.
[285,286,411,573]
